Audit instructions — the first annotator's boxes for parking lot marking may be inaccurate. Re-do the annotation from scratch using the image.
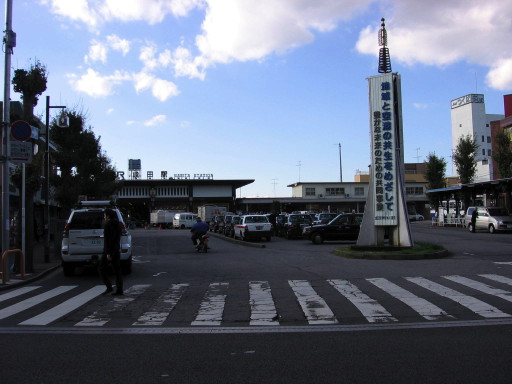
[367,278,453,320]
[329,279,397,323]
[0,286,76,320]
[406,277,511,319]
[191,283,228,326]
[20,286,105,326]
[289,280,338,325]
[133,283,189,326]
[249,281,279,326]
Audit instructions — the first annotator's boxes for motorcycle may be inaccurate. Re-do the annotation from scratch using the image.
[196,234,209,253]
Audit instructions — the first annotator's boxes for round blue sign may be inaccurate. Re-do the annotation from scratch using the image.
[11,120,32,141]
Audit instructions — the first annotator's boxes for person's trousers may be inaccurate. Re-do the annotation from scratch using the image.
[98,253,123,292]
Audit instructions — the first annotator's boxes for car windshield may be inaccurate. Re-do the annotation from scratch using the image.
[245,216,269,223]
[488,208,509,216]
[289,215,312,223]
[68,211,105,229]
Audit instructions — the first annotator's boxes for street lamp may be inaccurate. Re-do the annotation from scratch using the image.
[44,95,67,263]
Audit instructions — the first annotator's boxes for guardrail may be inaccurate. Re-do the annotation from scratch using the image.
[1,249,25,285]
[431,217,465,228]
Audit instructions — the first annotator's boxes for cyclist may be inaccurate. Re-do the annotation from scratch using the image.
[191,217,209,246]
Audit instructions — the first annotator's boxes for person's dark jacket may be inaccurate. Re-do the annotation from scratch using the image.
[191,221,209,234]
[104,219,121,256]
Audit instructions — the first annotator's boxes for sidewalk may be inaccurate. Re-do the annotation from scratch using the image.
[0,240,61,291]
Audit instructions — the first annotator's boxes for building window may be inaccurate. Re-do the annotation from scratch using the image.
[305,188,315,196]
[488,149,492,156]
[482,135,485,142]
[406,187,414,195]
[482,159,488,165]
[482,149,485,156]
[355,187,364,196]
[487,136,491,143]
[415,187,423,195]
[326,187,344,196]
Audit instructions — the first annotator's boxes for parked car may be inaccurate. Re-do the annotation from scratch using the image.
[209,215,225,233]
[408,213,424,221]
[61,201,132,276]
[303,213,363,244]
[314,213,338,225]
[233,215,272,241]
[222,215,237,236]
[466,206,512,233]
[283,214,314,239]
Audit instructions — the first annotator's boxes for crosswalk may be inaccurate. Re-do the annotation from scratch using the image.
[2,274,512,328]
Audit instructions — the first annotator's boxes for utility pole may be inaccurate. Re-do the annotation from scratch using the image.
[296,161,301,182]
[2,0,15,254]
[338,143,343,182]
[414,147,421,163]
[271,179,278,197]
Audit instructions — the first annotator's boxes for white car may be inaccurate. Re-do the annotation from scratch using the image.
[409,213,424,221]
[61,201,132,276]
[233,215,272,241]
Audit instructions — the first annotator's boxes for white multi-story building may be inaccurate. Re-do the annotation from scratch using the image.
[450,94,504,181]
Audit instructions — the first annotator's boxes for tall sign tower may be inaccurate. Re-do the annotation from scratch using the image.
[356,19,413,247]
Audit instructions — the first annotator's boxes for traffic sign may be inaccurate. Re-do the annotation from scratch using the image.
[11,120,32,141]
[10,141,32,163]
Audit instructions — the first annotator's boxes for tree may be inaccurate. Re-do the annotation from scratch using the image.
[492,130,512,179]
[453,135,479,184]
[50,109,118,215]
[11,60,48,271]
[424,153,447,209]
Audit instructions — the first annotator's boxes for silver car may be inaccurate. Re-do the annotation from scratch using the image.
[61,201,133,276]
[467,206,512,234]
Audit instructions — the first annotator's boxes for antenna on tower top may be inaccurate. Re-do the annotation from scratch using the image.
[378,18,392,74]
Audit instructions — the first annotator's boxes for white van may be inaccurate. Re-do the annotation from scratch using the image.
[173,213,198,229]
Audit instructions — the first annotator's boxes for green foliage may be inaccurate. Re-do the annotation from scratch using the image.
[425,153,446,190]
[492,130,512,179]
[12,60,47,107]
[50,110,118,212]
[453,135,478,184]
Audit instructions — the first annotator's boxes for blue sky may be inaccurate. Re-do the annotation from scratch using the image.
[6,0,512,197]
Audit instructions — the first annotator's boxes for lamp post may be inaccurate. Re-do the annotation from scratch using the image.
[44,95,67,263]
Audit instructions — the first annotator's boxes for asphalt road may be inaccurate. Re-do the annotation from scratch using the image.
[1,222,512,383]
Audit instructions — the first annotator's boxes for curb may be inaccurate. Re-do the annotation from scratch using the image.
[0,264,61,292]
[207,231,267,248]
[334,249,450,260]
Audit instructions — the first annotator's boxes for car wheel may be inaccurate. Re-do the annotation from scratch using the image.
[418,216,424,221]
[62,263,74,276]
[312,233,323,245]
[489,224,496,234]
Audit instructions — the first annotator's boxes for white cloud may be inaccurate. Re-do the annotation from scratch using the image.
[413,103,428,110]
[132,71,180,101]
[144,114,167,126]
[355,0,512,90]
[107,35,131,55]
[68,68,130,97]
[486,59,512,91]
[46,0,205,27]
[85,40,107,64]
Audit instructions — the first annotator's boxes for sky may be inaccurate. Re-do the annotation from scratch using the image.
[5,0,512,197]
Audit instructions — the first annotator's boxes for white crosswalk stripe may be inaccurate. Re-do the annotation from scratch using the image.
[133,283,189,326]
[367,278,453,320]
[329,279,397,323]
[405,277,511,319]
[191,282,229,326]
[289,280,338,324]
[0,286,76,320]
[249,281,279,325]
[2,274,512,327]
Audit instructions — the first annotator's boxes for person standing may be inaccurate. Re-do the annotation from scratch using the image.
[99,208,123,295]
[470,208,478,233]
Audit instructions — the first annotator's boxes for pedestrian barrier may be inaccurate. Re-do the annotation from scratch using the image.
[1,249,25,285]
